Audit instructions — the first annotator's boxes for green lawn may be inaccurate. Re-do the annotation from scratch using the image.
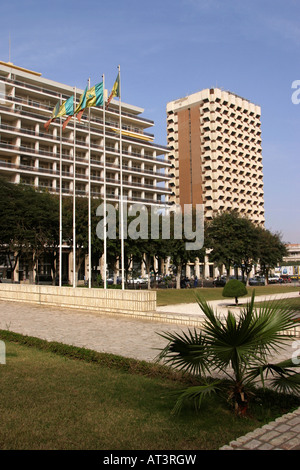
[156,284,300,306]
[0,331,299,450]
[254,296,300,311]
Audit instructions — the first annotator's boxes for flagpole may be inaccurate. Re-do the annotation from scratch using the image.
[88,78,92,289]
[118,65,125,290]
[73,87,77,288]
[103,73,107,290]
[59,93,63,288]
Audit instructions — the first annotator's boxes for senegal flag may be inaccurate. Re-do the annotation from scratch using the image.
[57,95,74,118]
[44,100,60,131]
[44,96,74,131]
[73,82,103,122]
[106,74,120,109]
[74,85,88,122]
[85,81,103,108]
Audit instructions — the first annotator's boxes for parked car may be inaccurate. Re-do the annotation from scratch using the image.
[213,275,246,287]
[249,276,265,286]
[268,276,280,284]
[127,277,147,285]
[213,276,227,287]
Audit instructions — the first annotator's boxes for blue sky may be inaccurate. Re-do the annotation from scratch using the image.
[0,0,299,243]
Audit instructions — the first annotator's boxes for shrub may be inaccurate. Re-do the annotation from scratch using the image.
[222,279,248,304]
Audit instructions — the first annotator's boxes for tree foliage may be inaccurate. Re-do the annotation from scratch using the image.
[256,227,288,281]
[222,279,248,304]
[0,179,289,287]
[205,210,286,284]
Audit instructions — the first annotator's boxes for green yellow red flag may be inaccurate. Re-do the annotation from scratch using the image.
[106,74,120,108]
[74,85,88,122]
[85,81,103,108]
[44,100,60,131]
[44,96,74,131]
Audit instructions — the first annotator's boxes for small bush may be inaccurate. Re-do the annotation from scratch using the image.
[222,279,248,304]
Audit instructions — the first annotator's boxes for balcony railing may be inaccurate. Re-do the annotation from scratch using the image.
[0,159,171,192]
[1,77,155,125]
[12,182,167,205]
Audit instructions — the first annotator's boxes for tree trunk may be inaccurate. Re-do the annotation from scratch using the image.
[176,264,182,289]
[226,263,231,282]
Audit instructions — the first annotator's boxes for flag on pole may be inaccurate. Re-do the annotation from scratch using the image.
[44,96,74,131]
[74,85,88,122]
[61,81,104,130]
[44,100,60,131]
[60,96,75,130]
[58,95,74,118]
[62,114,73,131]
[86,81,104,108]
[72,82,103,123]
[106,74,120,108]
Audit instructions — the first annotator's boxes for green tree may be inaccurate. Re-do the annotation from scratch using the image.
[257,228,288,283]
[234,216,260,285]
[0,178,25,279]
[205,211,245,281]
[0,179,60,282]
[222,279,248,305]
[157,292,300,416]
[205,211,260,284]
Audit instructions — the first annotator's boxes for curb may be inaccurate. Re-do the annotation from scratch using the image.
[220,407,300,450]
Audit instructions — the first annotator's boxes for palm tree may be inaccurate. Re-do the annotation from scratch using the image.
[157,292,300,415]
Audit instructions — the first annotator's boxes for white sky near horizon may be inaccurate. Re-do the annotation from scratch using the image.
[0,0,299,243]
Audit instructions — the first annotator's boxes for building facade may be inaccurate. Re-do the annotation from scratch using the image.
[0,61,172,283]
[274,244,300,280]
[167,88,265,226]
[0,61,171,207]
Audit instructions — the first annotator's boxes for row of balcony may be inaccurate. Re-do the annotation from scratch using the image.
[2,76,155,126]
[0,106,166,156]
[0,100,169,158]
[12,181,168,206]
[0,140,170,179]
[0,160,171,194]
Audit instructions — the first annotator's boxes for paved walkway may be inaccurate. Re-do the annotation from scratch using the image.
[0,290,299,450]
[157,290,300,317]
[220,407,300,450]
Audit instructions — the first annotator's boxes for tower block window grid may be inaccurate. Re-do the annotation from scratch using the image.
[166,87,264,226]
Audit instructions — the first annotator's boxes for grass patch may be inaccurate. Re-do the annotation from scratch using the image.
[0,330,299,450]
[156,284,300,306]
[254,296,300,312]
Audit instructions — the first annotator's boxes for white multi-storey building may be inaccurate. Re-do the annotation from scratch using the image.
[0,60,171,207]
[0,60,172,283]
[166,88,265,279]
[167,88,265,226]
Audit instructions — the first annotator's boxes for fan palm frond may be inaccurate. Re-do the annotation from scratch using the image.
[156,292,299,414]
[171,380,222,415]
[156,328,210,376]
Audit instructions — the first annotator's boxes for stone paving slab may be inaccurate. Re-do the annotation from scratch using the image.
[220,407,300,450]
[0,300,189,363]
